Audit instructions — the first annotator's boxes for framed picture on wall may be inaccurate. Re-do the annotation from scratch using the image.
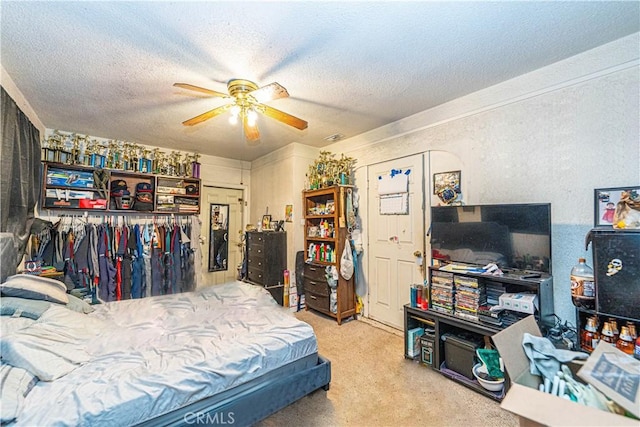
[433,170,461,205]
[594,186,640,227]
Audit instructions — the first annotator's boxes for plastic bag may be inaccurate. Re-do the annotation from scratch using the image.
[340,238,354,280]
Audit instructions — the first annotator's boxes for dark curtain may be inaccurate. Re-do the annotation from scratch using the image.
[1,86,41,272]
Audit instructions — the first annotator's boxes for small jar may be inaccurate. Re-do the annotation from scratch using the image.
[581,317,599,352]
[616,326,635,355]
[608,318,620,342]
[601,321,616,344]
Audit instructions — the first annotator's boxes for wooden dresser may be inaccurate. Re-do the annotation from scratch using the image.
[244,231,286,305]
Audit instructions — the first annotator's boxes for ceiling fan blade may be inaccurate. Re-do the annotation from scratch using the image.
[174,83,228,98]
[259,104,308,130]
[182,104,231,126]
[243,116,260,141]
[248,82,289,104]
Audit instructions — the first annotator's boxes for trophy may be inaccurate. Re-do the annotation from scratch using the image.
[191,153,201,178]
[139,148,152,173]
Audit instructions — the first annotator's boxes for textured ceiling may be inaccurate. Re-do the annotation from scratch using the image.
[1,1,638,161]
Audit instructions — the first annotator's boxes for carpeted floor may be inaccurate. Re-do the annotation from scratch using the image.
[258,310,519,427]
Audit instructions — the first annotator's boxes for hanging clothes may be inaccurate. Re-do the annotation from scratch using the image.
[162,224,173,295]
[151,223,163,297]
[180,222,195,293]
[31,215,196,301]
[143,223,152,298]
[98,224,117,302]
[171,224,182,295]
[122,225,134,300]
[130,224,143,299]
[63,230,79,290]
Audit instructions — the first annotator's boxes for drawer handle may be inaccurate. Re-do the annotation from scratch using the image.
[309,267,318,272]
[309,281,318,286]
[309,295,317,300]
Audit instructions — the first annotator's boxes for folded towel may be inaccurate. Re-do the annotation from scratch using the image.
[522,333,588,381]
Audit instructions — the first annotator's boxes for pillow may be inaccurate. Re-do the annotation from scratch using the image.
[0,363,38,423]
[1,275,69,304]
[5,274,67,292]
[0,297,52,320]
[65,293,95,314]
[0,306,99,381]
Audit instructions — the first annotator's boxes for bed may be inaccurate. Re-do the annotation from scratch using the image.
[0,276,331,426]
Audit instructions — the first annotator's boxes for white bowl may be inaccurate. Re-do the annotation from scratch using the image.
[472,363,505,392]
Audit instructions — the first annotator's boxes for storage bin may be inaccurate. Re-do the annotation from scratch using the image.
[442,333,482,380]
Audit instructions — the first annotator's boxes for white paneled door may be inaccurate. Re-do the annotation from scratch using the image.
[367,155,425,329]
[200,186,244,286]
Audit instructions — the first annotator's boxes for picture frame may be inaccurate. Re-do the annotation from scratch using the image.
[594,186,640,227]
[261,214,272,230]
[433,170,461,205]
[285,204,293,222]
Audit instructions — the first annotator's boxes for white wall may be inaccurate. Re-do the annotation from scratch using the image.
[1,65,45,137]
[250,143,319,275]
[321,33,640,324]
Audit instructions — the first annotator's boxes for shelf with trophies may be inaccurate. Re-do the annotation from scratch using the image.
[40,130,201,214]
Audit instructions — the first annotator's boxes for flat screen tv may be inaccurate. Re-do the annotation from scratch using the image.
[430,203,552,274]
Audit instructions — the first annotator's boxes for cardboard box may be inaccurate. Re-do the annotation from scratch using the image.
[492,315,638,427]
[499,293,538,314]
[578,342,640,419]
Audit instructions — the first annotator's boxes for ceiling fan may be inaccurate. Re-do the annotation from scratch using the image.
[174,79,308,141]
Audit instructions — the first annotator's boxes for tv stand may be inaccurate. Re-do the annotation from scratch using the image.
[404,266,554,401]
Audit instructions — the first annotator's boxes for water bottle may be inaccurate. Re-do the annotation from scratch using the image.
[570,258,595,310]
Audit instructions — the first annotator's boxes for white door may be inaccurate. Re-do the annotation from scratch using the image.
[200,186,244,286]
[367,154,425,329]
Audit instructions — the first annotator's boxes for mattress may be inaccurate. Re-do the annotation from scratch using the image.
[13,281,318,426]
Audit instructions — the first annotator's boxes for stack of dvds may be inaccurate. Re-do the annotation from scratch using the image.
[485,280,506,306]
[453,275,485,322]
[477,305,504,327]
[478,280,507,326]
[430,271,454,314]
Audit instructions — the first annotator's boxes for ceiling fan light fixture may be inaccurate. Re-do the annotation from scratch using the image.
[229,104,241,125]
[246,108,258,127]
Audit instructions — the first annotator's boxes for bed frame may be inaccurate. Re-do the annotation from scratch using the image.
[136,355,331,427]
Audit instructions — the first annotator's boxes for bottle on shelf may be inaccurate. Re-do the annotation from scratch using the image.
[627,322,637,341]
[570,258,595,310]
[616,326,635,355]
[581,316,599,352]
[601,321,616,344]
[608,318,619,342]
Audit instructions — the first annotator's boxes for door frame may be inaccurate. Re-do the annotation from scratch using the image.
[362,153,428,325]
[199,184,248,286]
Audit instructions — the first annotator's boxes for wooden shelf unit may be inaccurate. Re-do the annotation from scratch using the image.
[41,161,201,214]
[302,186,356,325]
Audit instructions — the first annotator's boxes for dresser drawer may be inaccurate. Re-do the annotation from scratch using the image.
[304,263,325,282]
[306,291,329,312]
[247,256,265,270]
[247,267,265,285]
[247,244,265,259]
[304,277,329,297]
[247,232,264,245]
